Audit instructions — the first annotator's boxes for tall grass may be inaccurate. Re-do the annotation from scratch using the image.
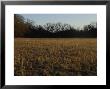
[14,38,97,76]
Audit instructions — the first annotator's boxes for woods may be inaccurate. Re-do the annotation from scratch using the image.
[14,14,97,38]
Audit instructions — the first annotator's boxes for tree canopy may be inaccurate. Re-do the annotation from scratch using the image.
[14,14,97,38]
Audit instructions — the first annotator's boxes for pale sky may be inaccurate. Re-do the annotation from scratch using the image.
[21,14,97,29]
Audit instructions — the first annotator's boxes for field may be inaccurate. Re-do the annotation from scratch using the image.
[14,38,97,76]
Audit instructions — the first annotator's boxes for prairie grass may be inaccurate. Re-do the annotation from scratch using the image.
[14,38,97,76]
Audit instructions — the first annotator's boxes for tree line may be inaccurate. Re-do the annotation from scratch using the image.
[14,14,97,38]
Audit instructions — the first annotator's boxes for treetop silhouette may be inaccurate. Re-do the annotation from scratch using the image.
[14,14,97,38]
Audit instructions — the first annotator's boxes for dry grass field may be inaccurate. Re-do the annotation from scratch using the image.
[14,38,97,76]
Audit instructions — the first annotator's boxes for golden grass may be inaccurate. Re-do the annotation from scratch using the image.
[14,38,97,76]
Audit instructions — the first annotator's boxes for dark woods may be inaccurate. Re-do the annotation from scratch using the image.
[14,14,97,38]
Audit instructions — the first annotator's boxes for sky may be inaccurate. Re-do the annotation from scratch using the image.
[21,14,97,29]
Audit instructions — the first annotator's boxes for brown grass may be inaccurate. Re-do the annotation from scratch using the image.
[14,38,97,76]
